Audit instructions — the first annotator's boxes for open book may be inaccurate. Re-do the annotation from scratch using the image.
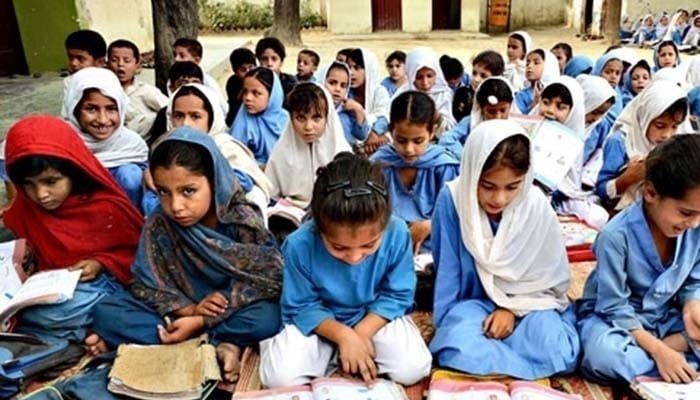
[232,378,408,400]
[631,376,700,400]
[428,379,582,400]
[267,198,307,228]
[0,240,82,332]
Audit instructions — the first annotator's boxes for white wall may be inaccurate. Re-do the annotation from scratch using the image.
[76,0,154,52]
[509,0,567,29]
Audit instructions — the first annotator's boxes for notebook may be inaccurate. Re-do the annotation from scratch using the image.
[232,377,408,400]
[428,379,582,400]
[630,376,700,400]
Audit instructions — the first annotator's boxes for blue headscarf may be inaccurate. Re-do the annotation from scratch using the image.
[230,67,289,164]
[592,53,624,117]
[131,126,282,324]
[621,60,652,107]
[563,55,593,78]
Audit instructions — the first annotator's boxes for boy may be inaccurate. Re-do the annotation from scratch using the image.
[225,48,256,125]
[380,50,407,97]
[60,30,107,119]
[255,37,298,101]
[172,37,228,114]
[452,50,505,121]
[296,49,320,82]
[107,39,168,140]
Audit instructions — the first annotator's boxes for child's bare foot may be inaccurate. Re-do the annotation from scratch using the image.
[216,342,241,383]
[84,333,108,356]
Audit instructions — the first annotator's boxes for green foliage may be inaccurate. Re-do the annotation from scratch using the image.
[199,0,326,31]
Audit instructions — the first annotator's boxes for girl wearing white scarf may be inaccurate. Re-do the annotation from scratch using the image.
[504,30,533,92]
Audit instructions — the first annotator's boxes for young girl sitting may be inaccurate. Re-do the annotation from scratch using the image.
[380,50,407,97]
[230,67,289,166]
[371,91,459,254]
[63,67,149,209]
[514,49,560,114]
[578,134,700,384]
[3,115,143,344]
[504,31,532,92]
[91,127,284,382]
[429,119,578,379]
[621,60,651,107]
[592,53,625,119]
[563,55,593,78]
[319,61,368,146]
[632,14,656,45]
[653,40,681,72]
[260,153,432,387]
[595,80,689,211]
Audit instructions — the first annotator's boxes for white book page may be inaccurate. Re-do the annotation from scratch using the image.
[0,240,24,300]
[414,253,434,273]
[531,120,584,190]
[632,380,700,400]
[7,269,81,306]
[231,385,313,400]
[311,379,406,400]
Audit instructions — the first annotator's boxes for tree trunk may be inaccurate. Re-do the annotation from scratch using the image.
[603,0,622,44]
[151,0,198,93]
[268,0,302,46]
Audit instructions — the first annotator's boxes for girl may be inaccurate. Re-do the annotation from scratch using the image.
[91,127,283,382]
[439,77,516,159]
[654,40,681,71]
[592,53,625,119]
[319,61,369,146]
[578,134,700,384]
[380,50,407,97]
[63,67,149,209]
[563,55,593,78]
[682,15,700,47]
[504,30,532,92]
[595,80,689,211]
[3,115,142,344]
[429,119,578,379]
[370,91,459,254]
[654,13,671,41]
[259,153,432,387]
[230,67,289,166]
[514,49,560,114]
[632,14,656,45]
[621,60,652,107]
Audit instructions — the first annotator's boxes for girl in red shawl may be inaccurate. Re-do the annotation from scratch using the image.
[2,115,143,344]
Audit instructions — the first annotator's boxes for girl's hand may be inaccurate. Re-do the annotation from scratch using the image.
[483,308,516,339]
[363,131,390,155]
[651,343,698,383]
[338,329,377,387]
[143,169,156,192]
[623,156,646,183]
[194,292,229,317]
[683,299,700,342]
[69,259,103,282]
[533,81,544,106]
[409,220,431,255]
[157,315,205,344]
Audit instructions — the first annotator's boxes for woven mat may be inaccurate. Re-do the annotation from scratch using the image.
[569,261,597,301]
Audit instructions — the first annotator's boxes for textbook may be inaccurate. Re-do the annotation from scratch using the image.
[232,378,408,400]
[0,239,82,332]
[630,376,700,400]
[108,335,221,400]
[267,198,307,228]
[414,253,434,273]
[428,379,583,400]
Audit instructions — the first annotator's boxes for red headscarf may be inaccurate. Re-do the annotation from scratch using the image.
[3,115,143,285]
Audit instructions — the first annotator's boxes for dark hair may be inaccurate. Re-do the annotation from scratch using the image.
[528,49,546,60]
[287,82,328,118]
[73,89,117,122]
[659,97,689,120]
[551,42,573,62]
[311,152,391,233]
[172,86,215,131]
[150,139,214,186]
[229,48,256,69]
[64,30,107,59]
[389,91,437,133]
[327,62,350,80]
[657,40,679,59]
[475,79,514,107]
[337,48,353,59]
[255,37,286,60]
[439,55,464,80]
[347,49,365,69]
[244,67,274,95]
[604,44,622,53]
[108,39,140,62]
[385,50,406,65]
[8,155,97,195]
[509,33,527,55]
[168,61,204,82]
[541,83,573,106]
[472,50,505,75]
[646,135,700,199]
[630,59,651,76]
[482,135,530,175]
[173,38,203,59]
[298,49,320,66]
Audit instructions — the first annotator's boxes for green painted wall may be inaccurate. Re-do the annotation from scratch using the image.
[13,0,80,73]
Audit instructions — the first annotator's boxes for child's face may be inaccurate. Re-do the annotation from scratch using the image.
[291,109,326,143]
[234,63,255,80]
[645,16,654,26]
[600,59,623,88]
[482,101,512,120]
[585,100,613,125]
[414,67,437,92]
[525,53,544,82]
[347,59,365,89]
[551,48,568,72]
[470,63,493,90]
[392,120,433,164]
[296,54,316,78]
[695,17,700,27]
[507,37,525,62]
[21,168,72,211]
[657,45,677,68]
[107,47,141,86]
[324,68,349,104]
[477,165,526,220]
[241,76,270,114]
[386,59,405,81]
[173,46,200,64]
[67,49,103,74]
[320,222,383,265]
[646,112,683,145]
[258,48,283,74]
[77,90,119,140]
[153,165,214,228]
[660,15,669,25]
[630,67,650,94]
[172,94,211,133]
[335,53,347,63]
[643,185,700,238]
[539,96,571,124]
[170,76,202,93]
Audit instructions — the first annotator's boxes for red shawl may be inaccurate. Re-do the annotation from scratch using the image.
[3,116,143,285]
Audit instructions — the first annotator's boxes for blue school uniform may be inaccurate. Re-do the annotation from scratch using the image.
[690,87,700,129]
[337,107,370,144]
[577,199,700,383]
[594,130,628,200]
[281,216,415,335]
[563,55,594,78]
[348,88,390,136]
[437,116,471,159]
[428,188,580,379]
[380,76,399,97]
[593,55,624,118]
[583,116,614,165]
[515,86,535,114]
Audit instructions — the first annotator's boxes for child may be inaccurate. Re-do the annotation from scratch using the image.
[319,61,366,146]
[92,127,284,382]
[63,67,149,209]
[335,48,353,63]
[172,37,228,114]
[259,153,432,387]
[592,53,625,119]
[578,134,700,384]
[60,29,107,118]
[682,15,700,47]
[439,55,469,93]
[380,50,407,96]
[654,40,681,71]
[255,37,298,99]
[296,49,320,82]
[429,119,578,379]
[225,48,257,126]
[595,80,689,211]
[504,31,532,92]
[514,49,560,114]
[229,67,289,166]
[655,13,671,41]
[453,50,505,122]
[266,83,351,211]
[632,14,656,45]
[551,42,573,73]
[371,91,459,253]
[621,60,652,107]
[107,39,168,140]
[3,115,142,344]
[563,55,593,77]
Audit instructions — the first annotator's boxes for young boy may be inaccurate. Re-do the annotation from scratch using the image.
[380,50,407,97]
[296,49,319,82]
[452,50,505,121]
[255,37,298,101]
[107,39,168,140]
[172,37,228,114]
[60,30,107,118]
[225,48,257,125]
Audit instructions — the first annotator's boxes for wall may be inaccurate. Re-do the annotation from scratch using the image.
[461,0,481,31]
[75,0,154,53]
[622,0,693,20]
[508,0,567,30]
[327,0,371,33]
[402,0,432,32]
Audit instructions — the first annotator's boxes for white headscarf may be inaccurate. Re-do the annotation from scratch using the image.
[655,12,670,39]
[504,31,533,92]
[316,61,351,110]
[265,83,352,209]
[538,50,562,88]
[355,48,390,128]
[605,47,641,67]
[683,16,700,46]
[447,119,570,316]
[63,67,148,168]
[470,76,518,130]
[576,74,617,136]
[685,55,700,87]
